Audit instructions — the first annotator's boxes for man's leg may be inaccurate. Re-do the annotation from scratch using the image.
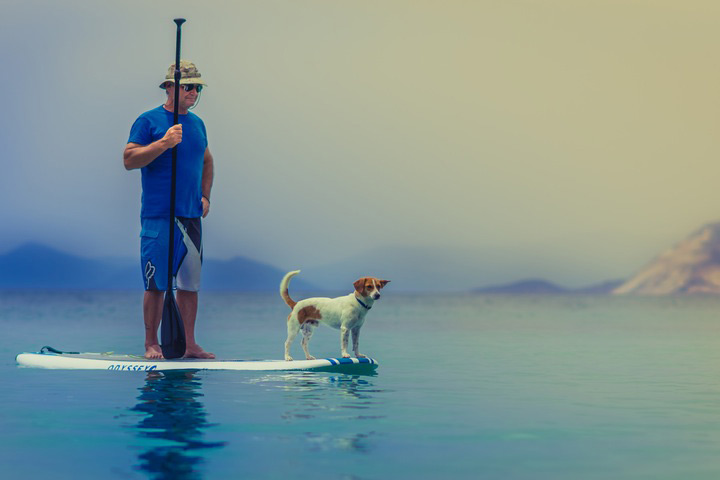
[143,290,164,359]
[140,216,168,359]
[176,289,215,358]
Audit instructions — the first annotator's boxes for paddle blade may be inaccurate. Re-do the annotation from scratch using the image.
[161,292,186,359]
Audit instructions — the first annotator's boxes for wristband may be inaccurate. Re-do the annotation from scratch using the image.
[202,195,210,204]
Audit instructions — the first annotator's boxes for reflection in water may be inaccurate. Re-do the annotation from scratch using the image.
[249,372,386,454]
[127,369,383,477]
[131,371,225,480]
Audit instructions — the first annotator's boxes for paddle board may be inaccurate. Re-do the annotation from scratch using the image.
[16,348,378,374]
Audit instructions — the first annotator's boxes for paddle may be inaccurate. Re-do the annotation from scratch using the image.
[161,18,187,359]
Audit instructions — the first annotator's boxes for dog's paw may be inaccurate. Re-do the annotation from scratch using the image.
[305,355,316,360]
[285,356,294,362]
[356,353,367,358]
[342,353,351,358]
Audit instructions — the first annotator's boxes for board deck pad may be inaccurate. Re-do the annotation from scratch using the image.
[16,350,378,374]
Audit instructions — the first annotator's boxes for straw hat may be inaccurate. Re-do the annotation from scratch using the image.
[159,60,208,88]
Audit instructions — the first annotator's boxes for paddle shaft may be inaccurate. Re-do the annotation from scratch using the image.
[160,18,188,359]
[167,18,185,292]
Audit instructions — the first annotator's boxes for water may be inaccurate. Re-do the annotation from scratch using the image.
[2,291,720,479]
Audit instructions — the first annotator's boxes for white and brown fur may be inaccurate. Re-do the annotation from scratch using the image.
[280,270,390,361]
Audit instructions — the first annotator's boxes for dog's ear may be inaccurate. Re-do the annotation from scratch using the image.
[378,279,390,288]
[353,278,366,294]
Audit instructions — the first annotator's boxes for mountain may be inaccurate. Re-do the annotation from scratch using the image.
[202,257,315,291]
[473,278,623,294]
[474,279,568,294]
[2,242,511,292]
[0,243,314,291]
[613,222,720,295]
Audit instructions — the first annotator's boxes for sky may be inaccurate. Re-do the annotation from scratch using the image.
[2,0,720,290]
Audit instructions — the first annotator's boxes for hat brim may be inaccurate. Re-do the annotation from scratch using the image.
[159,78,208,89]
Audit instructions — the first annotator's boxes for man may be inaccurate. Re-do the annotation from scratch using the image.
[124,60,215,359]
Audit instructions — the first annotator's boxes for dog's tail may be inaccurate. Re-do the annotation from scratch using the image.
[280,270,301,309]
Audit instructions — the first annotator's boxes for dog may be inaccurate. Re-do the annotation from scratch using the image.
[280,270,390,361]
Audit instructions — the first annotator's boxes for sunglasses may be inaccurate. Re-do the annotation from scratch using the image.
[181,84,203,93]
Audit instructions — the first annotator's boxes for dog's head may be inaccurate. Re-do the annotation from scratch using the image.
[353,277,390,300]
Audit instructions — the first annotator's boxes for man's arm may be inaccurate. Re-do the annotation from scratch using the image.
[123,124,182,170]
[201,147,214,218]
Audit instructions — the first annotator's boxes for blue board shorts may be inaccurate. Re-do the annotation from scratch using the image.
[140,217,202,292]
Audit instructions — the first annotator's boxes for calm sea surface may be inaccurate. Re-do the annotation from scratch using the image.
[2,291,720,479]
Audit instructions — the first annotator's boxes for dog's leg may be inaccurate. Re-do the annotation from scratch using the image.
[285,315,300,361]
[300,322,317,360]
[351,327,366,358]
[340,325,351,358]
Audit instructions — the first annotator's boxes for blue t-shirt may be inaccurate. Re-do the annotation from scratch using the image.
[127,106,208,218]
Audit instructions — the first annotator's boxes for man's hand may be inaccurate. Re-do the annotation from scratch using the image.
[201,196,210,218]
[162,124,183,149]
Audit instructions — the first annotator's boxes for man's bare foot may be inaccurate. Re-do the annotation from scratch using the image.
[184,345,215,359]
[144,344,164,359]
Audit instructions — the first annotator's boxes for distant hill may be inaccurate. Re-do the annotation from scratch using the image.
[0,244,105,289]
[0,243,315,291]
[613,222,720,295]
[573,279,625,294]
[473,278,622,294]
[296,244,580,293]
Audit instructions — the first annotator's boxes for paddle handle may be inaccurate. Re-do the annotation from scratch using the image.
[172,18,185,125]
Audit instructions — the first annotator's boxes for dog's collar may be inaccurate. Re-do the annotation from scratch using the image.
[355,296,371,310]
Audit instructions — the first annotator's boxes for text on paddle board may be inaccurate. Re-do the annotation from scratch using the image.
[107,364,157,371]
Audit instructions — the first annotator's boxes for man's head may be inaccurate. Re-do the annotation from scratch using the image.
[160,60,207,111]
